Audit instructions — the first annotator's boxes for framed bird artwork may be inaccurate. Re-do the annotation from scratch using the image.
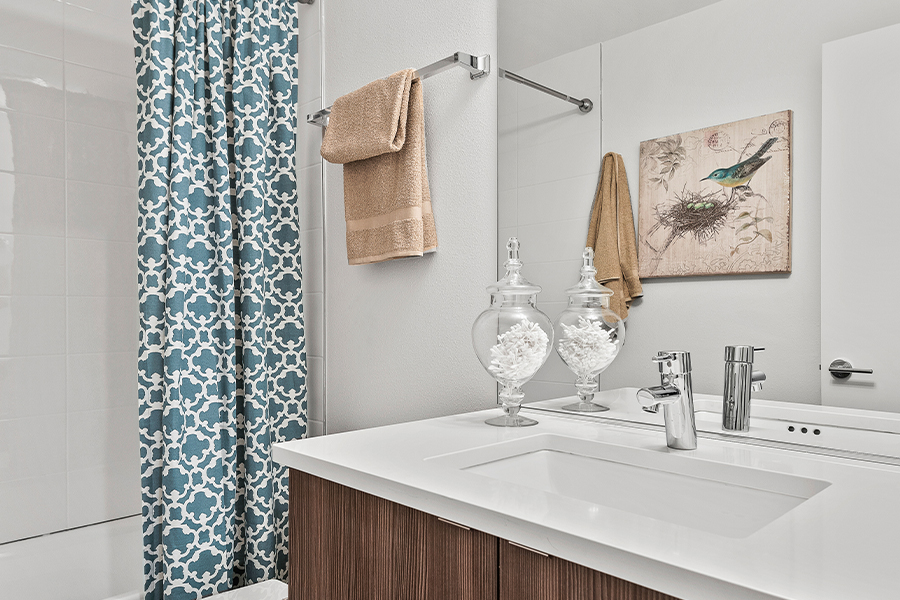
[637,110,792,278]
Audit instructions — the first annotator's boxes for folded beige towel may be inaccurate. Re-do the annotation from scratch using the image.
[320,69,436,265]
[586,152,643,319]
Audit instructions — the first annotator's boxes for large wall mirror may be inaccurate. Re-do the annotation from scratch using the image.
[498,0,900,411]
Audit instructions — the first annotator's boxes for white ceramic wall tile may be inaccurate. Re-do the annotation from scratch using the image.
[498,189,516,229]
[297,0,321,42]
[0,0,140,549]
[0,0,64,59]
[299,227,323,295]
[298,33,321,106]
[520,259,582,304]
[66,122,137,187]
[307,355,323,422]
[515,218,590,265]
[209,579,288,600]
[522,380,575,403]
[0,473,67,543]
[0,172,66,236]
[0,46,64,118]
[0,515,142,599]
[67,459,140,527]
[67,239,136,297]
[0,413,66,482]
[498,79,517,128]
[515,46,600,113]
[297,163,323,231]
[0,295,66,356]
[497,149,517,192]
[0,234,66,295]
[66,180,137,242]
[67,406,138,472]
[297,98,324,169]
[65,0,132,21]
[516,129,600,188]
[67,296,138,354]
[64,3,135,77]
[65,63,136,132]
[0,355,66,420]
[516,101,600,149]
[516,174,598,227]
[67,351,137,412]
[304,291,323,358]
[0,110,65,178]
[308,419,324,437]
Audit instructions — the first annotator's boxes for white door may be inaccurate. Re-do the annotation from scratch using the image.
[821,23,900,411]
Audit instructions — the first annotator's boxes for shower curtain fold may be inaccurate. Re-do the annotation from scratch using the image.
[133,1,307,598]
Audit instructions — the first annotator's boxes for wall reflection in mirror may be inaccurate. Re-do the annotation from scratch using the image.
[498,0,900,412]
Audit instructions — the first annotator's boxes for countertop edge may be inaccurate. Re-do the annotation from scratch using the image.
[273,443,785,600]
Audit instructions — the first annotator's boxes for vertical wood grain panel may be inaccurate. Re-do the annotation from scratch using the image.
[422,515,497,600]
[290,470,497,600]
[291,469,349,600]
[596,571,680,600]
[500,540,593,600]
[499,540,681,600]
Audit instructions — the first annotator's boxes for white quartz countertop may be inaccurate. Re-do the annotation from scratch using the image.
[273,400,900,600]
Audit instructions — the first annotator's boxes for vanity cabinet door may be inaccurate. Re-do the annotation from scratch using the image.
[288,470,498,600]
[499,540,681,600]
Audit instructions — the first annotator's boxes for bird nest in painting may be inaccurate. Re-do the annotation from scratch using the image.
[638,111,792,278]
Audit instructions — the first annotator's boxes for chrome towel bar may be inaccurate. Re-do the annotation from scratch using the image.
[499,68,593,113]
[307,51,491,128]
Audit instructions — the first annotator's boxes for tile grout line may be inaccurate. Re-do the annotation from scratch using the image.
[62,0,72,530]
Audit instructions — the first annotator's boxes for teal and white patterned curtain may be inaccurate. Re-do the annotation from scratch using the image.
[133,1,306,598]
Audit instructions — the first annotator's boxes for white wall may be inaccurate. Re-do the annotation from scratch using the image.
[498,43,602,402]
[321,1,499,432]
[296,0,325,438]
[0,0,139,542]
[599,0,900,403]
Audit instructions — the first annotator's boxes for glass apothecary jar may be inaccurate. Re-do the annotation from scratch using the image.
[472,238,554,427]
[555,248,625,412]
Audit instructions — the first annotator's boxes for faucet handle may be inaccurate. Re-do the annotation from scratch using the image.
[652,351,691,375]
[751,370,766,392]
[724,345,764,363]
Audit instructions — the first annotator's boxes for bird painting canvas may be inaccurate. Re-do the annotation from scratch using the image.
[637,111,792,278]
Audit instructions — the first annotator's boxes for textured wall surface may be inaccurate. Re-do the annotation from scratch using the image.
[322,1,499,432]
[599,0,900,403]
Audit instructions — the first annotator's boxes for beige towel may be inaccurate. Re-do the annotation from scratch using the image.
[320,69,436,265]
[586,152,643,319]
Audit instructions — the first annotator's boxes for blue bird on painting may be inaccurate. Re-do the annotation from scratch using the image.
[701,137,778,187]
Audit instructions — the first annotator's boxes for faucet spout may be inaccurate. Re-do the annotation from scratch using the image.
[635,352,697,450]
[636,385,680,414]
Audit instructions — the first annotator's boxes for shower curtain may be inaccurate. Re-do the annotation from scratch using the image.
[133,1,307,598]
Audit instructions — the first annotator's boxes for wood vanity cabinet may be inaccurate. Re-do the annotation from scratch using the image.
[289,470,680,600]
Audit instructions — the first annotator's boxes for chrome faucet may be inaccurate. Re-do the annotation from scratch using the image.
[636,351,697,450]
[722,345,766,432]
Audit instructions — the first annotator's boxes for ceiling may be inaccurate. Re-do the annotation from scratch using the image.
[499,0,724,71]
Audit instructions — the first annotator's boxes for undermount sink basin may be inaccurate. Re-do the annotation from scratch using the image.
[429,434,830,538]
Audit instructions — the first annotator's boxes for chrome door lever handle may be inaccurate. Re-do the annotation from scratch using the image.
[828,359,874,380]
